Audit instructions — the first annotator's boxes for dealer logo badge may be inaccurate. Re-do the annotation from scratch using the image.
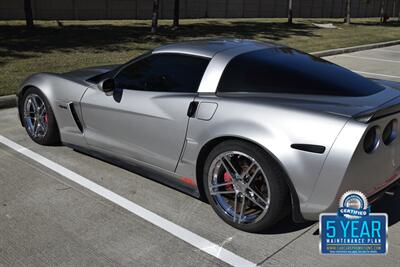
[320,190,388,254]
[338,191,370,219]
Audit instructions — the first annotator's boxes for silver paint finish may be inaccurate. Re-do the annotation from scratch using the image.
[17,39,400,222]
[19,73,89,148]
[178,94,351,207]
[80,88,194,172]
[152,39,277,58]
[196,102,218,121]
[197,42,272,93]
[305,113,400,220]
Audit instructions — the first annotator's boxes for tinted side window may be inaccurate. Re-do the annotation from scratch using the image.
[217,48,383,96]
[115,54,209,93]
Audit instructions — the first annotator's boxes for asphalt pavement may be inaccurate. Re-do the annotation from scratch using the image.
[1,45,400,266]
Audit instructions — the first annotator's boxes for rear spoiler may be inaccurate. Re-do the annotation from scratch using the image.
[355,95,400,123]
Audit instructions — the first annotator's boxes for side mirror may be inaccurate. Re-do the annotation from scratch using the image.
[98,78,115,93]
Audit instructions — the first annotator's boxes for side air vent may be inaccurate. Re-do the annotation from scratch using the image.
[68,102,83,133]
[291,144,326,154]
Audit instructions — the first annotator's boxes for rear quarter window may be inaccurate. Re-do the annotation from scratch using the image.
[217,48,384,97]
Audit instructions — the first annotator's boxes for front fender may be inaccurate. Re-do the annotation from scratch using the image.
[18,72,88,102]
[17,72,89,147]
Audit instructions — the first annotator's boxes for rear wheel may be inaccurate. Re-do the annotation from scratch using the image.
[21,87,60,145]
[203,140,288,232]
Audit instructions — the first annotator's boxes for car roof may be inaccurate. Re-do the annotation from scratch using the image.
[152,39,280,58]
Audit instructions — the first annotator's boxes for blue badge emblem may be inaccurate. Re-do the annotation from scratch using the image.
[320,190,388,254]
[338,191,370,219]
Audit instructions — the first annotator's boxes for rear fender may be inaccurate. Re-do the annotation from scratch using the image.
[176,96,349,213]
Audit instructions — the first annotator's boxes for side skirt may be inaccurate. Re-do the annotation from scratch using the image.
[63,142,200,199]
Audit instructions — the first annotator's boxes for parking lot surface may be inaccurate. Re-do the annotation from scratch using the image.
[325,45,400,82]
[1,45,400,266]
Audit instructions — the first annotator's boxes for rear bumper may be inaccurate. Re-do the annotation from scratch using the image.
[302,172,400,221]
[301,112,400,220]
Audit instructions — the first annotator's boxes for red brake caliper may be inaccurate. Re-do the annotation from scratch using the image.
[44,113,48,124]
[224,172,234,191]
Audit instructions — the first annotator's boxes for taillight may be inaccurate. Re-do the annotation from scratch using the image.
[382,119,398,146]
[363,126,380,154]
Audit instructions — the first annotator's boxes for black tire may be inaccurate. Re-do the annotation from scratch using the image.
[203,140,289,232]
[20,87,61,146]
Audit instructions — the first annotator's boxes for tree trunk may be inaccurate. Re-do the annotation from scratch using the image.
[173,0,180,29]
[151,0,160,34]
[380,0,386,23]
[288,0,293,24]
[393,0,397,18]
[345,0,351,24]
[24,0,34,29]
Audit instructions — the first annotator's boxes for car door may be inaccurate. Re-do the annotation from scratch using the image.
[80,53,210,172]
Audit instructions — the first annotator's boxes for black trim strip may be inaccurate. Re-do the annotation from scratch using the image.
[187,101,199,117]
[68,103,83,133]
[58,104,68,109]
[355,95,400,123]
[63,142,199,198]
[291,144,326,154]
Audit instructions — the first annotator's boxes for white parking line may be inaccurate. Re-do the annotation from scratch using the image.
[379,49,400,54]
[352,70,400,79]
[338,54,400,63]
[0,135,256,267]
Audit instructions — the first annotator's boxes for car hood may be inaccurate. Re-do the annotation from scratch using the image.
[62,64,120,83]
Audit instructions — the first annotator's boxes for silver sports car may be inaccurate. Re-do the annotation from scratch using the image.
[17,39,400,232]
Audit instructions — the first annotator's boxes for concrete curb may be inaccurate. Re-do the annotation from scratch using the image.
[311,39,400,57]
[0,39,399,109]
[0,95,17,109]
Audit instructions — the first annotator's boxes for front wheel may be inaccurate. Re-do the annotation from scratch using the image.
[203,140,288,232]
[21,87,60,145]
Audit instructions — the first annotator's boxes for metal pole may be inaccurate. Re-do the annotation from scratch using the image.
[288,0,293,23]
[311,0,314,17]
[345,0,351,24]
[185,0,188,18]
[397,0,400,21]
[151,0,159,34]
[135,0,138,19]
[173,0,180,28]
[72,0,78,20]
[24,0,34,28]
[105,0,109,19]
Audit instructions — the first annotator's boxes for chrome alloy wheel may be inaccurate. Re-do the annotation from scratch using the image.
[208,151,271,224]
[23,93,48,139]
